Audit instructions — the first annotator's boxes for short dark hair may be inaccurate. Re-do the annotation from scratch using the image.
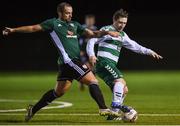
[57,2,72,13]
[85,14,95,19]
[113,9,128,21]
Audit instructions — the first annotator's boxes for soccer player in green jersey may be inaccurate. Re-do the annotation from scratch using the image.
[86,9,163,120]
[2,2,120,122]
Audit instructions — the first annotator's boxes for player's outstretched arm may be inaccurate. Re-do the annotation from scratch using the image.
[2,24,43,36]
[122,33,163,60]
[149,50,163,60]
[84,28,119,38]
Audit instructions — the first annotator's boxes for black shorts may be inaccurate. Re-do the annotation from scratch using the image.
[57,59,91,81]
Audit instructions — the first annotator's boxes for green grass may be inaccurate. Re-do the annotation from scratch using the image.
[0,71,180,125]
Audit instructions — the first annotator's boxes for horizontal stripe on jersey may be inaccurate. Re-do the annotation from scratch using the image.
[97,51,119,62]
[99,42,120,52]
[98,47,120,57]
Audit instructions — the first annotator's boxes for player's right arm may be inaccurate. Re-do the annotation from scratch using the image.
[2,24,43,36]
[86,38,101,67]
[84,28,120,38]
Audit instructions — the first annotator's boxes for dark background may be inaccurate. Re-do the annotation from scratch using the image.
[0,0,180,71]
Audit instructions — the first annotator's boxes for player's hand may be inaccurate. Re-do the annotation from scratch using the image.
[2,27,15,36]
[150,51,163,60]
[107,31,119,37]
[89,56,98,67]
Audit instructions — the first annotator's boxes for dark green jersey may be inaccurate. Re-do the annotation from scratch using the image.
[40,18,85,65]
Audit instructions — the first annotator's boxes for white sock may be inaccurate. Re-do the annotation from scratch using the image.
[112,81,124,112]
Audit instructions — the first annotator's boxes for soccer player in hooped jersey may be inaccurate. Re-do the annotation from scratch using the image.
[86,9,163,120]
[2,2,120,122]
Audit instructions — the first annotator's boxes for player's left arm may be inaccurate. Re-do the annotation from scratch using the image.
[122,33,163,60]
[149,50,163,59]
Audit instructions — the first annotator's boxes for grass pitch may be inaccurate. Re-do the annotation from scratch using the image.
[0,71,180,125]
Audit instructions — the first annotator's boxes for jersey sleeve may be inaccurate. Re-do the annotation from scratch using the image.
[86,36,108,57]
[86,38,100,57]
[40,18,55,32]
[122,32,153,55]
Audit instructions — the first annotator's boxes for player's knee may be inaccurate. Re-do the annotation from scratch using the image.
[80,72,98,85]
[120,78,126,85]
[54,81,71,97]
[114,78,126,85]
[84,76,99,85]
[54,89,64,97]
[80,79,99,85]
[89,79,99,85]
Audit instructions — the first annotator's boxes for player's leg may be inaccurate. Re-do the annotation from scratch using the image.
[25,80,72,122]
[80,71,107,109]
[112,79,137,122]
[122,84,128,106]
[111,78,130,113]
[96,62,125,104]
[55,80,72,96]
[25,63,72,122]
[95,62,128,118]
[74,58,106,109]
[80,71,118,116]
[107,78,135,121]
[68,59,116,116]
[78,55,93,91]
[31,81,72,114]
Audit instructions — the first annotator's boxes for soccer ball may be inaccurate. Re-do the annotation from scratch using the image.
[122,107,138,123]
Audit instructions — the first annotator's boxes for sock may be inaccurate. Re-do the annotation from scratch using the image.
[121,94,126,104]
[88,84,107,109]
[111,81,124,112]
[32,89,59,114]
[113,81,124,104]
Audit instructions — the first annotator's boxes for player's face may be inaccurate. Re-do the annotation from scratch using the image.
[85,17,95,27]
[113,17,127,31]
[61,6,73,22]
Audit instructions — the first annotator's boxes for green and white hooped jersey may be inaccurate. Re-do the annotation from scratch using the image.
[40,18,85,65]
[86,25,153,65]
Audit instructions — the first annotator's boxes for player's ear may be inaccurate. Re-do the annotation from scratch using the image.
[57,12,62,18]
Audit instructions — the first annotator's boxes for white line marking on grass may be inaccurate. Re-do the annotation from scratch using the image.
[140,114,180,116]
[0,99,180,117]
[0,113,180,116]
[4,125,180,126]
[0,99,72,113]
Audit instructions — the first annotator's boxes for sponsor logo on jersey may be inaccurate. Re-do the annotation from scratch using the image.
[66,30,77,38]
[66,35,77,38]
